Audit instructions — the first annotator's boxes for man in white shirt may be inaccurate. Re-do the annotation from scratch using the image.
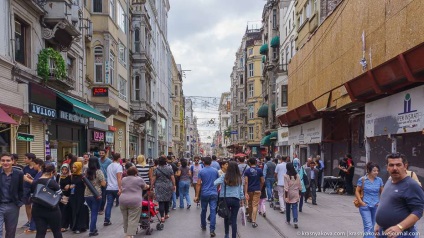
[104,153,123,226]
[274,155,287,213]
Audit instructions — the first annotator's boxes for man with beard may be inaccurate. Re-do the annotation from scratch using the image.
[375,153,424,238]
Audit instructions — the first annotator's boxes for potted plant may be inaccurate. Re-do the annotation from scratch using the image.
[37,48,67,81]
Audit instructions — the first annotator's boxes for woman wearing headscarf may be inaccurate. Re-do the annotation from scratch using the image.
[293,158,307,213]
[68,162,89,234]
[58,164,72,232]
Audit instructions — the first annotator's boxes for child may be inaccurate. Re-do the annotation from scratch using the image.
[258,183,267,217]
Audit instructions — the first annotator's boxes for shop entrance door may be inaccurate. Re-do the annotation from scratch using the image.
[57,141,78,164]
[299,146,308,164]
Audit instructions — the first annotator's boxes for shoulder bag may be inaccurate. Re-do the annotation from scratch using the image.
[353,176,365,208]
[217,183,230,219]
[32,178,62,209]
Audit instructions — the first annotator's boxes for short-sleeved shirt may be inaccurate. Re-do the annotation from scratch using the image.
[99,157,112,180]
[84,169,105,197]
[23,166,38,189]
[244,166,263,192]
[190,164,203,183]
[376,176,424,229]
[136,164,151,184]
[106,162,123,191]
[198,166,219,197]
[356,176,384,207]
[211,161,221,171]
[275,162,287,186]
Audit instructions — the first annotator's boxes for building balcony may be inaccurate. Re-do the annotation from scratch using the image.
[28,0,46,14]
[45,75,75,91]
[130,100,153,123]
[41,0,81,50]
[132,47,154,72]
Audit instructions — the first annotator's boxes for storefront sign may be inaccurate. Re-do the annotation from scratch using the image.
[59,111,88,124]
[277,127,289,146]
[89,120,109,131]
[108,126,117,132]
[288,119,322,145]
[92,87,109,97]
[30,103,56,118]
[365,85,424,137]
[17,132,34,142]
[105,132,114,143]
[92,130,105,142]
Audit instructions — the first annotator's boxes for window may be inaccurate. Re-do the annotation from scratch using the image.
[66,56,75,79]
[248,83,254,98]
[186,136,189,142]
[118,41,126,66]
[134,29,140,53]
[175,125,178,137]
[239,57,243,67]
[248,48,253,56]
[134,75,140,100]
[94,47,103,83]
[273,47,278,59]
[299,10,304,26]
[306,2,311,18]
[248,105,254,119]
[14,18,29,66]
[248,126,254,140]
[93,0,102,12]
[291,40,295,58]
[174,85,178,97]
[285,46,290,64]
[109,51,114,85]
[248,63,254,77]
[272,9,277,29]
[117,2,126,32]
[109,0,115,20]
[119,76,127,100]
[239,92,244,103]
[281,85,288,107]
[174,105,178,117]
[239,74,243,85]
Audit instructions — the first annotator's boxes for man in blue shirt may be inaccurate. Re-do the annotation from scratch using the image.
[194,156,219,237]
[211,155,221,171]
[244,158,264,228]
[98,149,112,214]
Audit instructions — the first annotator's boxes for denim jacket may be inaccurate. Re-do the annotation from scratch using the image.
[214,174,244,199]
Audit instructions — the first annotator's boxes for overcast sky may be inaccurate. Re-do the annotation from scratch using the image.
[168,0,265,144]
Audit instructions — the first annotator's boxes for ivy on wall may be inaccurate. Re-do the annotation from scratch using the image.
[37,48,66,81]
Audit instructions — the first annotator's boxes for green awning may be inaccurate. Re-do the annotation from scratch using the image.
[56,92,106,122]
[260,44,268,55]
[262,55,266,63]
[257,104,268,118]
[269,131,278,140]
[270,36,280,48]
[260,135,271,146]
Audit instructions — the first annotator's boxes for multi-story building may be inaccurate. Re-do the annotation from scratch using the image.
[184,99,198,158]
[171,59,184,158]
[279,0,424,182]
[218,92,231,157]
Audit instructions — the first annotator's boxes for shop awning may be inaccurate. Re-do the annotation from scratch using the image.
[270,36,280,48]
[257,104,268,118]
[0,107,18,125]
[260,135,271,146]
[260,44,269,55]
[56,92,106,122]
[269,131,278,140]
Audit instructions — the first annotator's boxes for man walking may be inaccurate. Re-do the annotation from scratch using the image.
[194,156,219,237]
[211,155,221,171]
[244,158,264,228]
[263,156,276,201]
[375,153,424,237]
[22,153,37,228]
[98,149,112,215]
[275,155,287,213]
[0,152,24,238]
[316,155,324,192]
[305,161,319,205]
[104,153,123,226]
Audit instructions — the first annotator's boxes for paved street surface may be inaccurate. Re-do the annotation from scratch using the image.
[13,191,424,238]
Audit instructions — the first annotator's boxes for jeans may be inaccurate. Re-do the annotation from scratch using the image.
[310,180,317,204]
[171,192,177,209]
[105,190,119,223]
[224,197,240,238]
[85,196,101,233]
[247,191,261,222]
[200,195,218,232]
[100,186,106,211]
[359,206,378,238]
[179,180,191,208]
[285,202,298,223]
[0,203,20,238]
[265,178,275,201]
[299,192,304,211]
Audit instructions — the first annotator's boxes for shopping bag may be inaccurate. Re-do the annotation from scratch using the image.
[239,205,246,226]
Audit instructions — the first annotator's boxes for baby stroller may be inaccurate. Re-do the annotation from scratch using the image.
[269,183,280,210]
[138,193,164,235]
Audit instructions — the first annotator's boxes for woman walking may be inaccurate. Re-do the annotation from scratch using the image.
[57,164,72,232]
[69,162,89,233]
[120,167,149,238]
[284,162,301,228]
[31,164,63,238]
[293,158,307,212]
[175,158,192,209]
[151,156,175,222]
[214,161,244,238]
[355,162,384,238]
[136,154,151,196]
[84,157,106,236]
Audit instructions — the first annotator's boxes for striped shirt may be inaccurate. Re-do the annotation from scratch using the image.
[136,164,151,184]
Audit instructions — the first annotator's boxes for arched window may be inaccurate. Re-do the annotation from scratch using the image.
[134,28,140,53]
[94,46,103,83]
[134,75,140,101]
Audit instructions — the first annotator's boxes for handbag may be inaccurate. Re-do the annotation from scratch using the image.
[353,176,365,207]
[239,205,246,226]
[32,178,61,209]
[302,167,309,187]
[217,183,230,219]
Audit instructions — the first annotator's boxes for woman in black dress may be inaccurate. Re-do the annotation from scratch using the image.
[68,162,89,233]
[57,164,72,232]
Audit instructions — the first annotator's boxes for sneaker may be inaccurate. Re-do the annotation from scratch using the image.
[252,222,258,228]
[103,221,112,226]
[262,212,266,218]
[285,221,290,225]
[172,207,177,210]
[187,205,191,209]
[89,232,99,237]
[294,222,298,229]
[22,221,30,228]
[210,231,216,237]
[280,210,285,214]
[201,226,206,231]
